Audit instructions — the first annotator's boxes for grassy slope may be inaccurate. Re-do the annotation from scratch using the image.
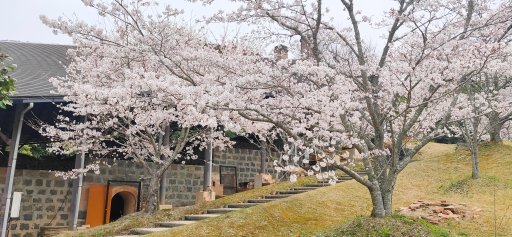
[60,177,317,236]
[394,142,512,236]
[151,143,512,237]
[318,215,450,237]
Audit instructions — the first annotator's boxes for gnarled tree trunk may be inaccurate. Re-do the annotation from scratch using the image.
[145,175,161,213]
[488,111,504,143]
[368,181,394,218]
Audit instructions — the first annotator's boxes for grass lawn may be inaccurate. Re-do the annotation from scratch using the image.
[151,142,512,237]
[68,142,512,236]
[317,215,451,237]
[60,177,317,236]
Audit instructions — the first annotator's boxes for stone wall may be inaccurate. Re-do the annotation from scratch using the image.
[77,160,204,220]
[0,168,74,237]
[213,147,276,185]
[0,147,273,236]
[163,165,203,207]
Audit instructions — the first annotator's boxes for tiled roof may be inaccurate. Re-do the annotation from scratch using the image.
[0,41,72,98]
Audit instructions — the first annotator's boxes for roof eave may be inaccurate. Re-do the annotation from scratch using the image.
[10,96,66,104]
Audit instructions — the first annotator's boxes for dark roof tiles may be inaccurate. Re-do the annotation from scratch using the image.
[0,41,72,98]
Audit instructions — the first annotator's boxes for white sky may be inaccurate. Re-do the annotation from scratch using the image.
[0,0,395,51]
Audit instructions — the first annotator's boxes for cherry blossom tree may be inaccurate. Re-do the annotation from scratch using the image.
[203,0,512,217]
[450,88,492,180]
[40,0,239,213]
[449,46,512,179]
[484,73,512,142]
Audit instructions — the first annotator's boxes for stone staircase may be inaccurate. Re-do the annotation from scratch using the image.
[127,174,362,236]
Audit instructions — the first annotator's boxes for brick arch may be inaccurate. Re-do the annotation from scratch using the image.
[105,185,138,224]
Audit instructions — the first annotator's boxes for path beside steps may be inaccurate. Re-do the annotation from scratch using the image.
[127,175,360,236]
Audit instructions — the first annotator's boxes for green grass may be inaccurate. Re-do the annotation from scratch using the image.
[152,142,512,237]
[439,175,503,195]
[59,177,316,236]
[317,214,450,237]
[65,142,512,236]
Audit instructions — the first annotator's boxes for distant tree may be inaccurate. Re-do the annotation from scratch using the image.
[450,66,512,179]
[450,88,490,180]
[484,74,512,143]
[0,50,15,108]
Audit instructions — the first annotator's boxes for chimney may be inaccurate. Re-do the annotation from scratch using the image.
[273,44,288,61]
[300,36,311,59]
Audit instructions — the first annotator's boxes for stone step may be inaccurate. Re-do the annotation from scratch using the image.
[341,171,367,177]
[247,199,274,203]
[305,183,332,187]
[293,187,319,191]
[320,180,351,184]
[226,203,260,208]
[131,227,170,235]
[339,176,355,179]
[184,214,221,221]
[206,208,241,214]
[264,194,292,199]
[277,190,308,195]
[159,204,173,210]
[315,177,352,183]
[157,220,196,228]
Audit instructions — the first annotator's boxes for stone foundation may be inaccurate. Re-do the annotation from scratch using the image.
[0,147,275,236]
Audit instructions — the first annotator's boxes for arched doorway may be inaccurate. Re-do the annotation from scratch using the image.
[85,183,141,227]
[106,188,138,223]
[109,193,125,222]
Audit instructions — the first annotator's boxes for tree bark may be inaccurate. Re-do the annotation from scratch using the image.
[488,122,504,143]
[381,185,394,216]
[145,175,161,213]
[471,143,480,179]
[368,185,386,218]
[488,112,504,143]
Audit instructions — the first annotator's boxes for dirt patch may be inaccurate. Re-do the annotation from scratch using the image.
[399,200,481,224]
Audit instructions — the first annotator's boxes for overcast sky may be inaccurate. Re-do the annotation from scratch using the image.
[0,0,234,45]
[0,0,395,50]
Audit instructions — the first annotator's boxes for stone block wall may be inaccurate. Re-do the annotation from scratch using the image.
[0,147,273,236]
[163,165,203,207]
[0,168,74,237]
[213,148,276,184]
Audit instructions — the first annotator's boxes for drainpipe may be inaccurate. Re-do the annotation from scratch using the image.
[1,103,33,237]
[70,116,87,230]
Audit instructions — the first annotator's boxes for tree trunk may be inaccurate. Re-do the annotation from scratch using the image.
[488,112,504,143]
[145,175,161,213]
[471,143,480,179]
[381,187,393,216]
[488,122,504,143]
[159,171,167,205]
[368,185,387,218]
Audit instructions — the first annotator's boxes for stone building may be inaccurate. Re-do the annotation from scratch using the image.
[0,147,273,237]
[0,41,276,237]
